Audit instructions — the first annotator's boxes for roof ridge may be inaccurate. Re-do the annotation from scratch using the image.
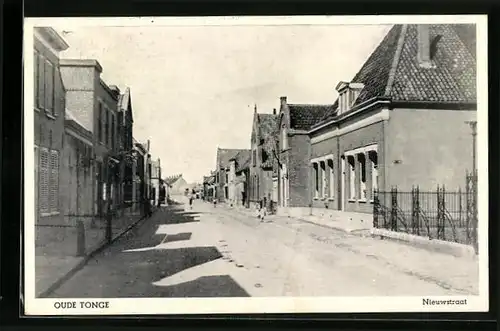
[384,25,408,96]
[288,103,333,107]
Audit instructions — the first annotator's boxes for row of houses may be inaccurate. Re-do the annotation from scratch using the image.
[203,24,477,223]
[33,27,165,229]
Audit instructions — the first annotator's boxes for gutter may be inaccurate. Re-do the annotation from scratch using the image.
[309,97,391,134]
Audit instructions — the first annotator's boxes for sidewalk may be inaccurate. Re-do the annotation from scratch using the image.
[35,210,148,297]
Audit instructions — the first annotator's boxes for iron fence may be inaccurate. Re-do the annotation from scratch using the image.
[373,172,478,247]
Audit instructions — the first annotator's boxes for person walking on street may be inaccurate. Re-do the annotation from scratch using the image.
[189,189,195,210]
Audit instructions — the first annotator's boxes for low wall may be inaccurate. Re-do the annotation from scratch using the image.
[371,228,477,258]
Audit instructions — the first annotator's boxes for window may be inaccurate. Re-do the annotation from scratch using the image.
[37,54,46,110]
[320,161,327,198]
[105,109,110,146]
[252,150,257,167]
[34,51,38,108]
[98,103,103,143]
[348,156,356,200]
[111,114,115,150]
[328,159,334,198]
[359,154,367,200]
[38,148,59,214]
[369,151,378,199]
[313,162,319,198]
[44,59,54,115]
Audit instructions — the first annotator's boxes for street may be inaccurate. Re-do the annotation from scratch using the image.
[49,198,478,298]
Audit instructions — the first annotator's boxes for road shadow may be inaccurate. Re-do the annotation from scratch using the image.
[160,275,250,297]
[51,246,231,298]
[164,232,192,243]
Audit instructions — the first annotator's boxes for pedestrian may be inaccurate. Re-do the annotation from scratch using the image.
[213,197,217,208]
[189,190,194,210]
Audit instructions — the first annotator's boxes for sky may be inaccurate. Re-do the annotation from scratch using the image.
[54,24,392,184]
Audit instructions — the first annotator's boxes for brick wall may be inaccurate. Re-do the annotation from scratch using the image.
[287,134,311,207]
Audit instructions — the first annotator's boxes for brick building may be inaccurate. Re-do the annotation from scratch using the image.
[116,87,135,207]
[277,24,477,220]
[59,59,121,217]
[276,97,333,215]
[248,106,278,206]
[33,27,69,226]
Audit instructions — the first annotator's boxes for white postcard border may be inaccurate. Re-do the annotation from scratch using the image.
[23,14,489,315]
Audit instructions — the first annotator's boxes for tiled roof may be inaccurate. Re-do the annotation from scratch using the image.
[314,24,476,128]
[289,104,334,130]
[217,148,249,169]
[256,112,278,169]
[236,150,251,172]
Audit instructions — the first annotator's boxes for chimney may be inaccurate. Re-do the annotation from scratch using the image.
[273,108,277,115]
[417,25,432,67]
[109,85,121,99]
[280,96,287,105]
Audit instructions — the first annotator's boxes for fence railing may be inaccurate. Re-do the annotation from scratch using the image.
[373,180,477,247]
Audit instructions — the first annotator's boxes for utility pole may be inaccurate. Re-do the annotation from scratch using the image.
[105,155,113,243]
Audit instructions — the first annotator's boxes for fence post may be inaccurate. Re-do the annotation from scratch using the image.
[391,187,397,231]
[373,189,379,228]
[411,186,420,235]
[436,185,445,240]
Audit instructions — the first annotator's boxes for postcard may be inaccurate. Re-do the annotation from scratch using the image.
[23,14,489,315]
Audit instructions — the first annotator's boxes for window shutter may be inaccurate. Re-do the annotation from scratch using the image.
[50,150,59,212]
[40,148,50,213]
[38,55,46,110]
[34,145,39,218]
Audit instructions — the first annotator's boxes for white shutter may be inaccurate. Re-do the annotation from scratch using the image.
[40,148,49,213]
[34,145,39,219]
[50,150,59,212]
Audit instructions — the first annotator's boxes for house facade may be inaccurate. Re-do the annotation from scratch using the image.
[215,148,249,203]
[228,150,251,206]
[33,27,69,226]
[167,174,188,195]
[248,107,278,206]
[60,109,94,222]
[276,97,333,215]
[150,158,162,206]
[59,59,121,218]
[116,87,135,208]
[278,24,477,220]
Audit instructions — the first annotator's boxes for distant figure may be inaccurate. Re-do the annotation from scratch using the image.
[213,197,217,208]
[189,190,194,210]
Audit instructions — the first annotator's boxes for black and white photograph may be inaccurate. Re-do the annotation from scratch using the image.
[23,15,488,315]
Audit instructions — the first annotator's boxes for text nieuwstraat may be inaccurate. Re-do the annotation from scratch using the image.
[422,298,468,306]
